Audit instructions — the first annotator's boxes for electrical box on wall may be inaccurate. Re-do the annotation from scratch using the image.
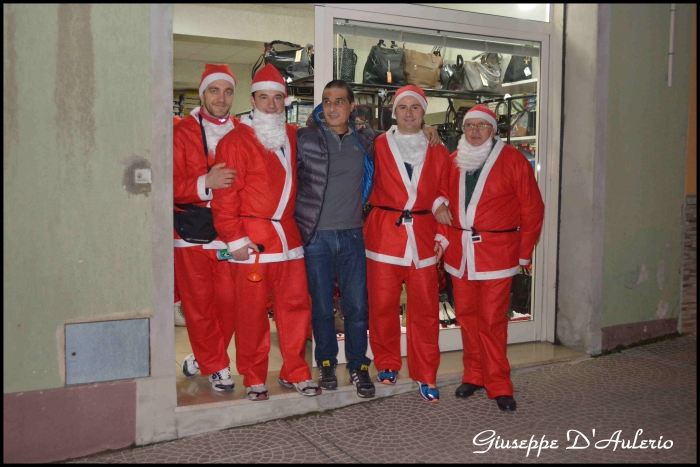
[65,319,150,385]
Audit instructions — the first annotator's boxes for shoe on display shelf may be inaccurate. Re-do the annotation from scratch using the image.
[318,360,338,390]
[417,381,439,403]
[174,301,186,326]
[181,353,199,377]
[377,368,398,385]
[209,367,234,392]
[246,384,269,401]
[349,365,375,398]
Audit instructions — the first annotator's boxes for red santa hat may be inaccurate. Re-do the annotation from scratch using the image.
[463,104,498,130]
[251,63,292,106]
[392,85,428,118]
[199,63,237,98]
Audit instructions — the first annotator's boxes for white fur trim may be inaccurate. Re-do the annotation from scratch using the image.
[432,197,448,215]
[463,110,497,131]
[284,97,293,106]
[519,258,531,266]
[197,174,212,201]
[174,239,227,249]
[251,81,286,94]
[392,91,428,118]
[228,246,304,264]
[227,237,253,254]
[199,73,236,97]
[435,233,449,251]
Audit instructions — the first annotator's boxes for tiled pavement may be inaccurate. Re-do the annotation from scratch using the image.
[67,334,696,463]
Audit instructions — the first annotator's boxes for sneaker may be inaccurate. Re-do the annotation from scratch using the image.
[174,301,186,326]
[278,378,321,397]
[417,381,439,403]
[181,353,199,377]
[318,360,338,390]
[209,367,234,392]
[349,365,375,398]
[246,384,269,401]
[377,369,398,385]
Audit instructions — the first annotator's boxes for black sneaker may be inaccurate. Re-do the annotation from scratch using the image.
[349,365,376,398]
[318,360,338,390]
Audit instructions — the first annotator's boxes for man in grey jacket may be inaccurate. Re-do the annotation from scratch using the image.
[294,80,440,398]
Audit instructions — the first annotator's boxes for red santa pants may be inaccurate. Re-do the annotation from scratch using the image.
[367,260,440,384]
[229,258,312,387]
[452,274,513,398]
[174,247,236,375]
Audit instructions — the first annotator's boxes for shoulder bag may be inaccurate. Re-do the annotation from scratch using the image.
[333,34,358,82]
[362,40,406,86]
[252,40,313,81]
[173,115,219,244]
[403,47,443,89]
[503,55,533,83]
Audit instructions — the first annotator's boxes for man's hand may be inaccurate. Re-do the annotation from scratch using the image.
[422,125,441,147]
[434,203,453,225]
[232,242,259,262]
[205,162,237,190]
[434,242,444,262]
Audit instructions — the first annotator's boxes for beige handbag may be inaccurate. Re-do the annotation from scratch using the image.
[403,48,443,89]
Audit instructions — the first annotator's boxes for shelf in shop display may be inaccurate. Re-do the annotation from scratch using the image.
[501,77,538,94]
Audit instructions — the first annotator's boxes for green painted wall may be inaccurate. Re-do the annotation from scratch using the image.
[601,4,694,328]
[3,4,154,393]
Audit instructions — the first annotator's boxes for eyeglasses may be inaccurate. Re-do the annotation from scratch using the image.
[464,122,492,131]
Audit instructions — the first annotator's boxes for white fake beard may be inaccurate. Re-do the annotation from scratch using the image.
[395,131,428,166]
[251,107,287,152]
[454,135,493,173]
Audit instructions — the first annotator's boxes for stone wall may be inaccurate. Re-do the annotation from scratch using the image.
[681,195,697,333]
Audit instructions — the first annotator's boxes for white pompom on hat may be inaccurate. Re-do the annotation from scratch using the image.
[462,104,498,130]
[251,63,293,107]
[392,85,428,118]
[199,63,237,98]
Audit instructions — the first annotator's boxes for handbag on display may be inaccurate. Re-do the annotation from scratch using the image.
[362,40,406,86]
[333,34,358,82]
[440,302,457,327]
[463,53,503,94]
[403,47,443,89]
[436,98,462,153]
[252,40,314,82]
[445,55,467,91]
[377,107,395,131]
[354,96,376,128]
[503,55,533,83]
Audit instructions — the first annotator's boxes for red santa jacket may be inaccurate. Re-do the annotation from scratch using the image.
[364,128,451,269]
[442,139,544,280]
[211,115,303,264]
[173,108,240,249]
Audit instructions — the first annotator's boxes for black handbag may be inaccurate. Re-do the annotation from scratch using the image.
[509,267,532,318]
[362,40,406,86]
[252,41,313,82]
[173,115,219,244]
[503,55,533,83]
[333,34,358,82]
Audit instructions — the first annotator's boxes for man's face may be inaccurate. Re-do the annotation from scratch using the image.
[250,90,285,114]
[321,87,355,131]
[463,118,497,147]
[394,96,425,135]
[201,79,234,118]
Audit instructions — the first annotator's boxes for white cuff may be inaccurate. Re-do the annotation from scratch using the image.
[228,237,252,253]
[197,175,212,201]
[432,197,449,215]
[435,234,449,251]
[519,258,531,266]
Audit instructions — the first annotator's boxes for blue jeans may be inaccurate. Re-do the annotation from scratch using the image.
[303,228,371,371]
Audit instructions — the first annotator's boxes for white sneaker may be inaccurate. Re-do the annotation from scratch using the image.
[246,384,269,401]
[181,353,199,377]
[209,367,234,392]
[174,301,186,327]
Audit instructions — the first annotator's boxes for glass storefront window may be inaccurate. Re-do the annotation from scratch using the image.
[332,19,541,323]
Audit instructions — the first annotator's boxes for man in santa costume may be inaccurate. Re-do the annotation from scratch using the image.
[364,85,451,403]
[173,63,239,392]
[440,104,544,411]
[212,63,321,401]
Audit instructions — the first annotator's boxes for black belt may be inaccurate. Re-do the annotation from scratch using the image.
[375,206,432,226]
[450,225,519,242]
[246,215,281,222]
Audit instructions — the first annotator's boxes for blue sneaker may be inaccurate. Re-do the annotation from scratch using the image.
[377,369,398,385]
[417,382,439,403]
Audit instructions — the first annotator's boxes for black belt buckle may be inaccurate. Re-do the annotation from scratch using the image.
[402,212,414,225]
[471,229,482,243]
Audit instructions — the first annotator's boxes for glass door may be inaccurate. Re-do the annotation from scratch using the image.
[315,5,555,347]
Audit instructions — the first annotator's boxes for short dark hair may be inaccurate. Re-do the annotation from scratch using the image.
[323,80,354,103]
